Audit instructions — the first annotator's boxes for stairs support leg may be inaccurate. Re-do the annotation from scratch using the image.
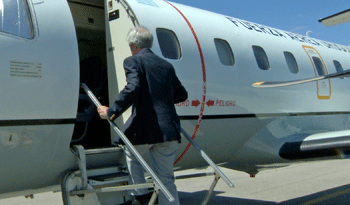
[201,174,220,205]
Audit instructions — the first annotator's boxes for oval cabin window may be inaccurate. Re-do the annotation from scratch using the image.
[284,51,299,74]
[333,60,344,73]
[252,46,270,70]
[0,0,34,39]
[156,28,182,60]
[312,57,326,76]
[214,38,235,66]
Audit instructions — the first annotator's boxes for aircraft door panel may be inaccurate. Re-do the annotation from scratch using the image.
[106,0,138,132]
[302,45,331,99]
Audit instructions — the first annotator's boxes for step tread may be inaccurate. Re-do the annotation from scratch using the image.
[89,171,129,181]
[85,146,124,155]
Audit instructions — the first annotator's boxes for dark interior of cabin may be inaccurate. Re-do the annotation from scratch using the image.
[67,0,112,149]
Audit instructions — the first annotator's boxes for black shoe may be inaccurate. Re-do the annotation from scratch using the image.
[124,193,153,205]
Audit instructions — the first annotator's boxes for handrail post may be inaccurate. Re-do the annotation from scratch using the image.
[180,127,234,188]
[80,83,175,203]
[201,174,220,205]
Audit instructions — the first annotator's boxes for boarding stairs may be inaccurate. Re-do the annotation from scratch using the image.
[61,83,234,205]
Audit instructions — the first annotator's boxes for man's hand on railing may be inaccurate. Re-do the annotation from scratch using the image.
[98,106,109,120]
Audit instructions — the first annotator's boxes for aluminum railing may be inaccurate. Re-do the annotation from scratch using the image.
[81,83,234,205]
[81,83,174,203]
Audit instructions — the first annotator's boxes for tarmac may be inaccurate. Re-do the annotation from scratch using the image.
[2,159,350,204]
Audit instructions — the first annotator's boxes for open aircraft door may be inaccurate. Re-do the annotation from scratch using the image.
[105,0,139,130]
[302,45,331,99]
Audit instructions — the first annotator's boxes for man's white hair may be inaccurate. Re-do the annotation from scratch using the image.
[126,26,153,49]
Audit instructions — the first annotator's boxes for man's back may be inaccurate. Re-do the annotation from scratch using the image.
[137,49,184,114]
[98,26,184,205]
[118,48,188,145]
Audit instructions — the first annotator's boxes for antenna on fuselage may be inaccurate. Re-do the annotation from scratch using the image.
[306,30,312,37]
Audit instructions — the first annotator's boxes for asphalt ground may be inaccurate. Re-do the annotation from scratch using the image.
[2,159,350,204]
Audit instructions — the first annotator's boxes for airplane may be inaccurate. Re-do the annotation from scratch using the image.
[1,0,350,204]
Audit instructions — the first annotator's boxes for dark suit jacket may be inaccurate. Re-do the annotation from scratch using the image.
[108,48,188,145]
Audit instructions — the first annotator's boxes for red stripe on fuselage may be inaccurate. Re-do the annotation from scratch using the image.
[164,1,207,165]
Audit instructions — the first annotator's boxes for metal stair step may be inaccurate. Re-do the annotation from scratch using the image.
[88,171,129,182]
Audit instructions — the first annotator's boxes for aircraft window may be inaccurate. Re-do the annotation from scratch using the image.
[0,0,34,39]
[284,51,299,74]
[156,28,182,60]
[252,46,270,70]
[312,57,325,76]
[333,60,344,73]
[214,38,235,66]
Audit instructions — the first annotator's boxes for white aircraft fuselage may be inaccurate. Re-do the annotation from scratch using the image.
[1,0,350,200]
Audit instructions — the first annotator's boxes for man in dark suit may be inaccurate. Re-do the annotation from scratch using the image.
[98,26,187,205]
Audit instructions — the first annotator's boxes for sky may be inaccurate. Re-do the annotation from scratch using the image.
[170,0,350,46]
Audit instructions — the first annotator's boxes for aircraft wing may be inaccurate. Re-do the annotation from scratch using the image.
[319,9,350,27]
[252,69,350,88]
[279,130,350,160]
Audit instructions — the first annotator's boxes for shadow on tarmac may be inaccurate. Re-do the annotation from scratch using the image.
[179,190,275,205]
[179,184,350,205]
[281,184,350,205]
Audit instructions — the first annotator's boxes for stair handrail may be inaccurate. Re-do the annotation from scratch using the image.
[180,128,234,188]
[80,83,175,203]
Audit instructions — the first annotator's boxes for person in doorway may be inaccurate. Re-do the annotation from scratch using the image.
[98,25,188,205]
